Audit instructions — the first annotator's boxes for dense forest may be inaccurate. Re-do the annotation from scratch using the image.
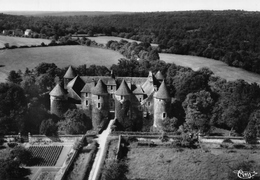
[1,10,260,74]
[1,58,260,142]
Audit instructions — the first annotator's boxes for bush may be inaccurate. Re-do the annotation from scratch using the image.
[7,143,18,148]
[233,144,246,149]
[101,159,128,180]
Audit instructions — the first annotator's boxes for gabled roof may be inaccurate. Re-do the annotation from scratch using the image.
[155,71,164,80]
[115,79,132,96]
[91,79,108,95]
[154,80,170,99]
[64,66,76,79]
[141,79,154,95]
[49,83,66,97]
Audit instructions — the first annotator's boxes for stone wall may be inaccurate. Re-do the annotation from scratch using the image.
[29,134,84,144]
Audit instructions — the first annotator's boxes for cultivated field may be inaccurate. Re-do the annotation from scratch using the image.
[0,35,50,48]
[0,45,124,82]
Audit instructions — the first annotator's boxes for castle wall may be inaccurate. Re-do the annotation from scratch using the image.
[115,95,132,130]
[153,98,171,128]
[91,94,110,129]
[50,96,67,117]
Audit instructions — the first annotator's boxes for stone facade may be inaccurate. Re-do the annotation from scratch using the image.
[50,66,173,131]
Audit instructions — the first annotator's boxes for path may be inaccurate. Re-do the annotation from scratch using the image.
[88,119,115,180]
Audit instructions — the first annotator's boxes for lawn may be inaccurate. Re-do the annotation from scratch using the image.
[0,35,50,48]
[0,45,124,82]
[126,146,260,180]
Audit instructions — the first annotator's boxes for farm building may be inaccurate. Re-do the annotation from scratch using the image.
[24,29,32,36]
[50,66,174,131]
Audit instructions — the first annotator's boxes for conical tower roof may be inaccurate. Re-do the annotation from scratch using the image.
[115,79,131,96]
[91,79,108,95]
[64,66,76,78]
[154,80,170,99]
[155,71,164,80]
[49,83,66,97]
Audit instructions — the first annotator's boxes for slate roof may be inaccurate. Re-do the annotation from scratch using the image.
[133,85,144,94]
[155,71,164,80]
[67,76,85,96]
[91,79,108,95]
[64,66,76,78]
[115,79,132,96]
[49,83,66,97]
[81,82,94,93]
[154,80,170,99]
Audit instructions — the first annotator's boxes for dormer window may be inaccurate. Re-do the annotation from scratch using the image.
[139,98,142,102]
[86,100,89,106]
[111,86,113,90]
[98,95,100,99]
[121,96,123,100]
[86,93,88,97]
[98,103,101,109]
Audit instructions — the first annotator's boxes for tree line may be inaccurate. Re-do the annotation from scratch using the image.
[2,11,260,74]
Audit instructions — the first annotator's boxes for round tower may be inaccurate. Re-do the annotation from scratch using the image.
[153,80,171,129]
[91,79,109,130]
[63,66,76,89]
[114,79,132,129]
[49,83,67,117]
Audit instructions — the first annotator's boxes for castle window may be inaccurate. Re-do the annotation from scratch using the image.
[139,98,142,102]
[98,95,100,99]
[138,105,142,111]
[86,100,88,106]
[110,94,113,98]
[148,102,151,106]
[85,93,88,97]
[121,96,123,100]
[110,102,113,107]
[98,103,101,109]
[162,112,166,119]
[111,86,113,90]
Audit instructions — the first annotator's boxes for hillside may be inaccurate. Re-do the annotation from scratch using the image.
[0,35,50,48]
[0,46,124,82]
[1,11,132,17]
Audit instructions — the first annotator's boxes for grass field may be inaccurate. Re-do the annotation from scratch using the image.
[88,36,158,47]
[0,45,124,82]
[126,146,260,180]
[160,53,260,84]
[0,35,50,48]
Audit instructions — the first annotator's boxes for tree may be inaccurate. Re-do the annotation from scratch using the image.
[9,146,32,165]
[39,119,57,136]
[0,159,30,180]
[57,109,91,134]
[183,90,214,133]
[244,119,258,144]
[7,70,22,84]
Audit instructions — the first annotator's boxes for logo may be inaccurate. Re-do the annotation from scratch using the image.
[233,169,258,179]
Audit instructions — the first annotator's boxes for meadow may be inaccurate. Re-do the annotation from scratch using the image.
[88,36,260,84]
[0,45,124,82]
[0,35,50,48]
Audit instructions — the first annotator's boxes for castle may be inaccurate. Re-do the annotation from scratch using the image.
[49,66,173,131]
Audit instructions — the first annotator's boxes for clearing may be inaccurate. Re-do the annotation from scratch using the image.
[0,45,124,82]
[0,35,50,48]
